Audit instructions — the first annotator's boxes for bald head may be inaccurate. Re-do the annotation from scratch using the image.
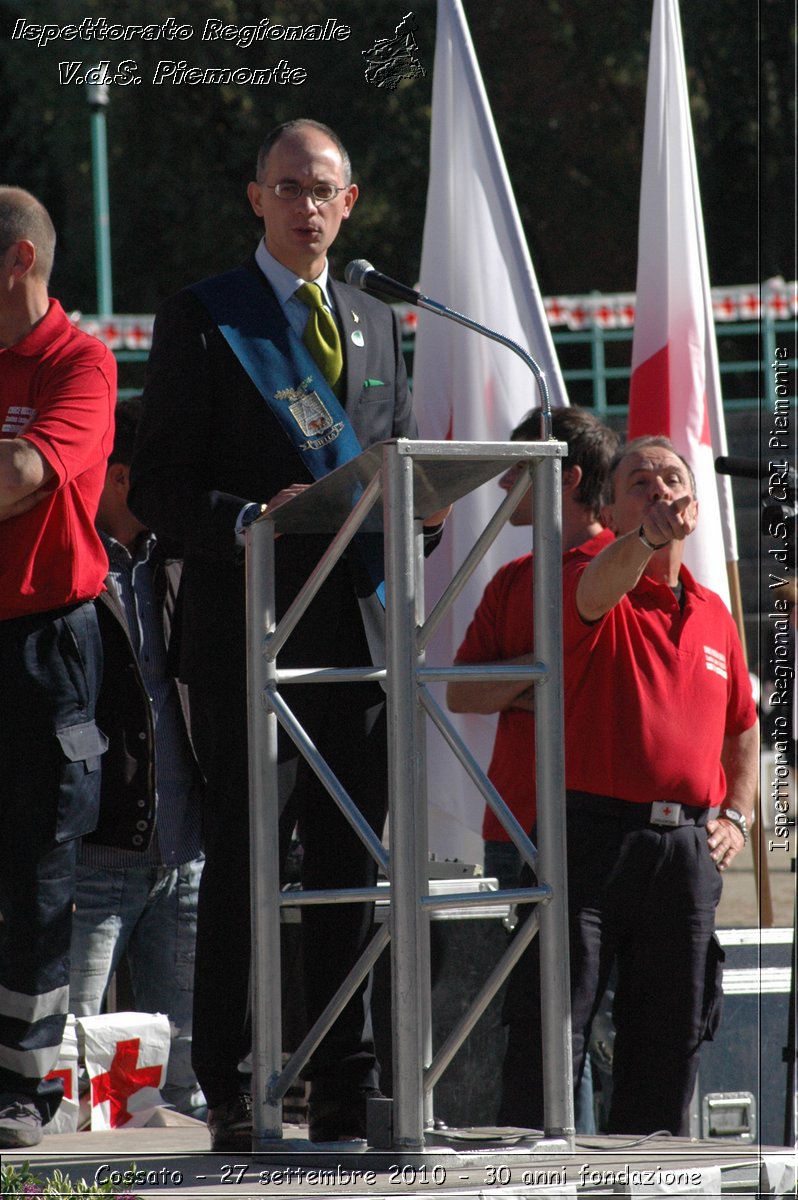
[255,119,352,186]
[0,187,56,283]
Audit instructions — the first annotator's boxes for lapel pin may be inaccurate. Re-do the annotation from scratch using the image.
[351,310,360,323]
[351,329,365,347]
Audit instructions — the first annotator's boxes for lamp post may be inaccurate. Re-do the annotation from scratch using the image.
[86,71,113,317]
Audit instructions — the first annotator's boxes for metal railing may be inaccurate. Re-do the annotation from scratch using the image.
[78,278,797,409]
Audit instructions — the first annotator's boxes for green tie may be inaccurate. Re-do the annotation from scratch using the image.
[295,282,343,395]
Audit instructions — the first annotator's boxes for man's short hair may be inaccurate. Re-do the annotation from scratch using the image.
[109,397,142,467]
[0,186,56,283]
[605,435,697,503]
[255,119,352,185]
[511,405,620,519]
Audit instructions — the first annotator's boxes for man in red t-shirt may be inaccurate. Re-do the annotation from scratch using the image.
[0,188,116,1147]
[499,436,758,1137]
[448,406,618,1134]
[448,406,619,888]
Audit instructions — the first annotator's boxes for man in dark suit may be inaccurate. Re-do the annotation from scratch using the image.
[129,119,444,1150]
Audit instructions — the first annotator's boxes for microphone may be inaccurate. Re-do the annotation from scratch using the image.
[714,456,762,480]
[345,259,421,306]
[345,259,553,435]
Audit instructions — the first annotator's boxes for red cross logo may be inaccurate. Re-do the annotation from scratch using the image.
[126,323,149,349]
[100,322,120,346]
[44,1067,74,1100]
[545,298,566,324]
[661,805,672,817]
[91,1037,163,1127]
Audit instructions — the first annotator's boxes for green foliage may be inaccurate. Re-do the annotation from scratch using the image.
[0,1161,138,1199]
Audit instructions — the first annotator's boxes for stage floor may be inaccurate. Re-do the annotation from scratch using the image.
[4,1118,795,1198]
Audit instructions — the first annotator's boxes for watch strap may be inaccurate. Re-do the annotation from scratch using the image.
[638,525,669,552]
[721,807,748,844]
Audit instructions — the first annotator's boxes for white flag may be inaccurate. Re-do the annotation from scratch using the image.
[628,0,738,607]
[413,0,568,857]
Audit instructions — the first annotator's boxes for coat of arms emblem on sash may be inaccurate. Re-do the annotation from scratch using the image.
[275,378,344,450]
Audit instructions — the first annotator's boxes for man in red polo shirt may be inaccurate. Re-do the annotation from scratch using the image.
[448,406,619,890]
[500,435,758,1136]
[448,405,619,1135]
[0,187,115,1147]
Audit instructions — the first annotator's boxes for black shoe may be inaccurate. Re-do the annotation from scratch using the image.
[307,1086,384,1144]
[0,1094,43,1148]
[207,1092,252,1151]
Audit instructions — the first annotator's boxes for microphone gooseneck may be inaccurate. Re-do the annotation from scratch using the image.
[344,259,552,436]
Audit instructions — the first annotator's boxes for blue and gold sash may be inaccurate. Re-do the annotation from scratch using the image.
[192,267,363,477]
[192,267,385,604]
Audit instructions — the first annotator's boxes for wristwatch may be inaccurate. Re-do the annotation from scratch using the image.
[237,502,268,533]
[721,807,748,845]
[638,524,669,552]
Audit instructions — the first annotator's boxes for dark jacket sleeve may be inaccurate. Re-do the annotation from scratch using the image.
[89,587,157,851]
[129,289,260,563]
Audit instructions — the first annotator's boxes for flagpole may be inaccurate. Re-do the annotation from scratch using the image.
[726,560,774,927]
[692,0,772,920]
[679,0,770,918]
[628,0,768,924]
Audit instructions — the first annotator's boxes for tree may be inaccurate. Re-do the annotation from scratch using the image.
[0,0,791,312]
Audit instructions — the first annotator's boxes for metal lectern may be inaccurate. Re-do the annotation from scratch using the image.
[245,437,574,1158]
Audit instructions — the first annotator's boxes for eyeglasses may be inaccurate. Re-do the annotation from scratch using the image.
[266,182,345,204]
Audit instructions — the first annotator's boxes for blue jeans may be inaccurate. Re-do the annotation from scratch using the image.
[69,856,206,1118]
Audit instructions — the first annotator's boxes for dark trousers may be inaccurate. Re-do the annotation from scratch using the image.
[500,792,725,1136]
[189,674,387,1108]
[0,602,104,1121]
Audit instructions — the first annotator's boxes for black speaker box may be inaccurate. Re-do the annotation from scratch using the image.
[372,913,510,1128]
[283,910,795,1142]
[281,892,511,1129]
[693,927,795,1147]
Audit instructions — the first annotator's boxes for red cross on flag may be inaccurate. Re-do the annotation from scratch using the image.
[80,1012,170,1130]
[628,0,738,608]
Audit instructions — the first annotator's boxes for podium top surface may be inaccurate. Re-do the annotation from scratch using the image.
[261,438,566,534]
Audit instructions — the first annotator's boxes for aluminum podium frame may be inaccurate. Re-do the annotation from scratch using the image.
[245,437,574,1155]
